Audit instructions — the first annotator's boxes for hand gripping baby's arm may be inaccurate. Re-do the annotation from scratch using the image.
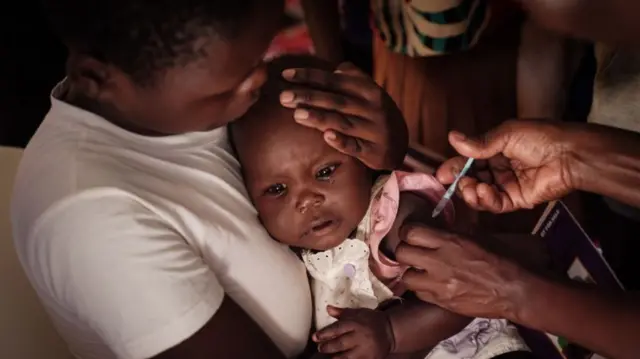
[382,192,473,355]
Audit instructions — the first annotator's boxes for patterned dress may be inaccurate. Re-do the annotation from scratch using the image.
[372,0,490,56]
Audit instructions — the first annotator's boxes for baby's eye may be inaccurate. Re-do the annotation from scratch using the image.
[316,164,340,180]
[264,183,287,197]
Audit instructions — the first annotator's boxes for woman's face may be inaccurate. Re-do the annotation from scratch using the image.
[84,0,285,136]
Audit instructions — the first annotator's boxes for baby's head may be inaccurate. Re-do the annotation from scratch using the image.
[231,55,373,251]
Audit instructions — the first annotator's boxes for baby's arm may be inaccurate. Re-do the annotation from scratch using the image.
[383,192,473,354]
[384,293,472,355]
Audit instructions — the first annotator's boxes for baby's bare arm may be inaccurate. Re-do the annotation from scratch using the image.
[382,192,472,354]
[384,295,471,355]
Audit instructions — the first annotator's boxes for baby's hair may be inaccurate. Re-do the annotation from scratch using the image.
[43,0,266,85]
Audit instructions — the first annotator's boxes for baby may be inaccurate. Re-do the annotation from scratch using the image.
[231,55,531,359]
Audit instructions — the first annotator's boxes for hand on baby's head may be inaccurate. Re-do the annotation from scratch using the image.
[231,55,374,252]
[279,62,408,171]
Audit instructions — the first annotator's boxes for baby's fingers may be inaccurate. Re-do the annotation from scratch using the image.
[317,332,359,354]
[313,320,355,342]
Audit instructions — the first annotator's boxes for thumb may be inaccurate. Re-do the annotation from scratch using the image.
[326,305,345,318]
[449,125,511,160]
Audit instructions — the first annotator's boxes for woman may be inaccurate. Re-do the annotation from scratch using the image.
[10,1,408,358]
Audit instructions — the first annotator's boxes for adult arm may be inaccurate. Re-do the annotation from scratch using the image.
[568,123,640,209]
[437,120,640,213]
[31,192,287,359]
[397,225,640,359]
[517,18,580,119]
[154,297,287,359]
[518,0,640,45]
[514,273,640,359]
[300,0,344,64]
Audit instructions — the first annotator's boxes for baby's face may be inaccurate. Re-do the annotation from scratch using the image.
[236,104,372,251]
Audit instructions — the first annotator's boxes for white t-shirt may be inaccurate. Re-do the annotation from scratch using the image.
[11,83,312,359]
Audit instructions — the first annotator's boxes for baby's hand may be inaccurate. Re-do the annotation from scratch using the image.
[313,306,395,359]
[280,63,408,170]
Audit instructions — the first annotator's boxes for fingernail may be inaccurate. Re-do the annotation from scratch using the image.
[325,131,337,140]
[238,78,253,93]
[451,131,466,142]
[406,227,417,240]
[282,69,295,79]
[294,109,309,121]
[280,91,295,104]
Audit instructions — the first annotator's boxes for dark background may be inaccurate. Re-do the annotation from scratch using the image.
[0,2,66,148]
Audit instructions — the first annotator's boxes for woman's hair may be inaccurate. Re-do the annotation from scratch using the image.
[42,0,264,84]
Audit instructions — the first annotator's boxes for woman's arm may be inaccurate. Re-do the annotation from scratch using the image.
[568,123,640,209]
[155,297,288,359]
[301,0,343,64]
[519,0,640,45]
[514,273,640,359]
[396,221,640,359]
[517,18,581,119]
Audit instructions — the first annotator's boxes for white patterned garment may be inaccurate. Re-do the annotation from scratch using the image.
[302,238,394,329]
[301,171,530,358]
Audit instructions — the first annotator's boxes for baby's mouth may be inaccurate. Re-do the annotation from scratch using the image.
[312,219,333,231]
[303,217,341,238]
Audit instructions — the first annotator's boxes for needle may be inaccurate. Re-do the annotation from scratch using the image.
[432,158,475,218]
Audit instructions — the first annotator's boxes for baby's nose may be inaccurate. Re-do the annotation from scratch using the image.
[296,192,324,214]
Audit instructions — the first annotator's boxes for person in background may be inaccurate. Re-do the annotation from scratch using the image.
[302,0,373,74]
[302,0,576,158]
